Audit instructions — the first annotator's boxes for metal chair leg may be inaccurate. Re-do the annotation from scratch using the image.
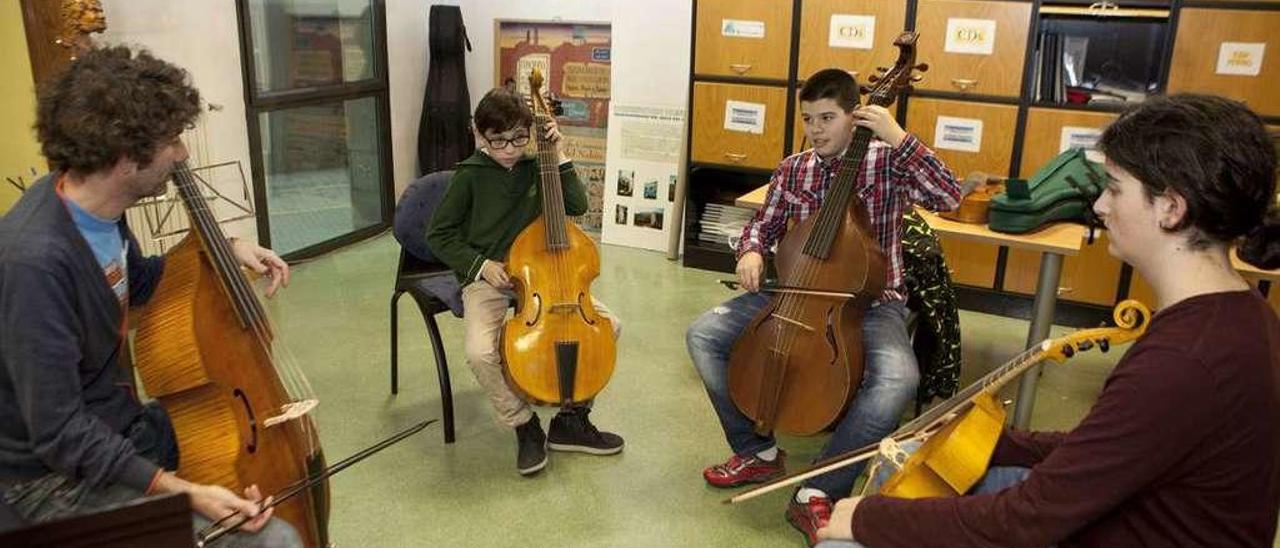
[425,313,456,444]
[390,291,403,395]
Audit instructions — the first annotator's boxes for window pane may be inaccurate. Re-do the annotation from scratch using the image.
[248,0,377,93]
[258,96,383,254]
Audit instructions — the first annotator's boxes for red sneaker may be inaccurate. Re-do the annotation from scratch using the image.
[786,494,833,547]
[701,449,786,488]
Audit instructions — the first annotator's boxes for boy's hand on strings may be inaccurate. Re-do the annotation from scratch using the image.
[852,105,907,148]
[543,120,570,164]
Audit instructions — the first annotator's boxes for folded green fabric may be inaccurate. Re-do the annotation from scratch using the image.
[988,148,1105,234]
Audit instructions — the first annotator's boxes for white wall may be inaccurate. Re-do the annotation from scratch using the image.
[99,0,693,234]
[101,0,257,238]
[387,0,692,195]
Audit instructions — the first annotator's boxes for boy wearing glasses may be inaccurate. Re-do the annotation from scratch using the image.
[427,87,625,476]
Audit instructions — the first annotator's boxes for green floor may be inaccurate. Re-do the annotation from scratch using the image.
[260,234,1149,546]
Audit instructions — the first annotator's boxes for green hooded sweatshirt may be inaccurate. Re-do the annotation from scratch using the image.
[426,150,587,284]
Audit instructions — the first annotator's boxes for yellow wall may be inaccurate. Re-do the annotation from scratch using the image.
[0,1,44,214]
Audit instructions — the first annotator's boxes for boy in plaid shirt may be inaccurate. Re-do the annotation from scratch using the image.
[686,69,960,545]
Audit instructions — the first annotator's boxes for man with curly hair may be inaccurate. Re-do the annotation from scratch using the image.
[0,46,299,547]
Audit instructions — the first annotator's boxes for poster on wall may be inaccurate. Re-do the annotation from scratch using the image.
[602,103,686,252]
[496,20,612,232]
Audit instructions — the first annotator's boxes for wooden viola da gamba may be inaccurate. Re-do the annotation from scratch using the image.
[502,69,616,405]
[133,163,329,546]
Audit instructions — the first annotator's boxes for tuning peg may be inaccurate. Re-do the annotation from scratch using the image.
[915,63,930,72]
[868,74,881,83]
[1078,340,1095,352]
[876,66,889,73]
[1099,339,1110,352]
[910,74,924,82]
[1062,346,1076,358]
[858,85,872,95]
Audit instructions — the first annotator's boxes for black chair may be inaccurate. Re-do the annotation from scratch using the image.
[391,170,461,444]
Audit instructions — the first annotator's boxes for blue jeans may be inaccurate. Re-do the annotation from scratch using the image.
[687,293,919,497]
[814,442,1031,548]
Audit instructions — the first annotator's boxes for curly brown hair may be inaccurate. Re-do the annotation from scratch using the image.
[36,45,200,174]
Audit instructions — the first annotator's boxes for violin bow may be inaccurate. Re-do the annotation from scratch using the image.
[718,279,860,299]
[196,419,435,547]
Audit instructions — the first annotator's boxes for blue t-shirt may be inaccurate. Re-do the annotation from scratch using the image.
[63,198,128,306]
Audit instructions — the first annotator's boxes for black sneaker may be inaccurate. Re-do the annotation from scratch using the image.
[547,407,624,455]
[515,414,547,476]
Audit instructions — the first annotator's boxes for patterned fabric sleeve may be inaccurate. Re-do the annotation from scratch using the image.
[737,159,794,259]
[892,134,962,213]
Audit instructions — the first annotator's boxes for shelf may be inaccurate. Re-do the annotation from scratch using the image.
[1039,5,1170,18]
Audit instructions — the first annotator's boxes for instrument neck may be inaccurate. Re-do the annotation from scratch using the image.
[532,113,569,252]
[803,126,876,260]
[170,162,268,331]
[899,343,1047,434]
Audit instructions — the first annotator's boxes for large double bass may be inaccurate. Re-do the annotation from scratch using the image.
[502,70,617,406]
[727,33,926,436]
[133,162,329,546]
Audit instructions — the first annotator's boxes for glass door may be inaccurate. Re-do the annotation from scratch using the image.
[237,0,392,258]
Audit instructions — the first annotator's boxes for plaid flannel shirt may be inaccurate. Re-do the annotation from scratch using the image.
[737,133,961,303]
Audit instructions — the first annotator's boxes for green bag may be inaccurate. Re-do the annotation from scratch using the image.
[987,149,1105,234]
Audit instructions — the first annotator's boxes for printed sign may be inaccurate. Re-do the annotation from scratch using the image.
[944,18,997,56]
[724,100,766,134]
[562,62,611,99]
[722,19,765,39]
[829,14,875,50]
[934,116,983,153]
[1216,42,1265,76]
[1060,126,1105,163]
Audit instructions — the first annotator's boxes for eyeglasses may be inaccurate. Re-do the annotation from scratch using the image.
[482,133,530,150]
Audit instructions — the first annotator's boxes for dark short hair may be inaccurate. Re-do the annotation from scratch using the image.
[799,69,860,112]
[36,45,200,173]
[473,87,533,135]
[1098,94,1278,269]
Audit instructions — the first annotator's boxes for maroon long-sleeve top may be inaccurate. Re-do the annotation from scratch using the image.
[852,290,1280,547]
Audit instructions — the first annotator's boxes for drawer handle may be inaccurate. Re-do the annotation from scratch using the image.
[951,78,978,91]
[729,64,753,75]
[1057,286,1075,296]
[724,152,748,163]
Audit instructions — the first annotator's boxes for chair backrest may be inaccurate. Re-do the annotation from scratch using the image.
[394,170,455,264]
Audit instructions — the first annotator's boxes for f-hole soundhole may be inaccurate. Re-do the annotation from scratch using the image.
[234,389,259,453]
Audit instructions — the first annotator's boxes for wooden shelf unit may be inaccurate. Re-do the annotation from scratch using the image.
[683,0,1280,315]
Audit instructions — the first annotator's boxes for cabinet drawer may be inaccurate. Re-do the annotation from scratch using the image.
[692,82,788,170]
[1167,8,1280,117]
[905,97,1018,178]
[695,0,794,79]
[914,0,1032,97]
[797,0,908,83]
[940,235,999,288]
[1019,108,1117,177]
[1006,231,1120,306]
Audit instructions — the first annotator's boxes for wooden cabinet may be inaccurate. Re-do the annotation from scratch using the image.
[913,0,1032,97]
[1018,108,1116,177]
[905,97,1018,178]
[1167,8,1280,117]
[1006,230,1119,306]
[691,82,789,170]
[1003,108,1121,305]
[940,235,1000,288]
[905,98,1017,289]
[797,0,908,82]
[695,0,794,80]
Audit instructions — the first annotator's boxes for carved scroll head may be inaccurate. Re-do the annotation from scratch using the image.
[56,0,106,59]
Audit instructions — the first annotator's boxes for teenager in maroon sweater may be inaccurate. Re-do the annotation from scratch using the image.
[817,94,1280,547]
